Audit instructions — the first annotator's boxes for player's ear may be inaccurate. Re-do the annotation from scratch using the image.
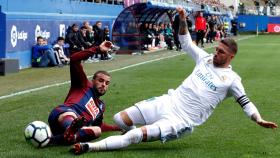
[230,53,235,60]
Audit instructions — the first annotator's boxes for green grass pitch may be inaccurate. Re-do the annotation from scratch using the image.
[0,35,279,158]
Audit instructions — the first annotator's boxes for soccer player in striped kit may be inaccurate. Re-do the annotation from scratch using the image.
[48,41,120,145]
[71,7,278,154]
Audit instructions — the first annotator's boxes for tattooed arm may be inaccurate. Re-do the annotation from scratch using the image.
[177,7,188,35]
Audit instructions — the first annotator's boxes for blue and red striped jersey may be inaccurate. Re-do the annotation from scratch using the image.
[63,47,105,126]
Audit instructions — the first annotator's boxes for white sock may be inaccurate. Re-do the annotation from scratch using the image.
[88,136,120,151]
[88,128,143,151]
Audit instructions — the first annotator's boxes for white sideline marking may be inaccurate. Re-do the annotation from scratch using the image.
[0,54,180,100]
[0,36,254,100]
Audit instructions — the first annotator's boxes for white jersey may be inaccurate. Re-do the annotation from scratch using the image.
[169,34,247,126]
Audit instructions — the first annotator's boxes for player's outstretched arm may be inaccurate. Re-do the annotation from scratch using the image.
[231,79,278,129]
[241,101,278,129]
[176,6,188,35]
[99,41,113,52]
[176,6,209,62]
[251,113,278,129]
[69,41,112,88]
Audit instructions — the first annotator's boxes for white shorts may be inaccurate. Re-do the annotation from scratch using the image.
[134,94,193,143]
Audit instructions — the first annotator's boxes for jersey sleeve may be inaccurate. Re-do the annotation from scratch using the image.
[179,33,209,64]
[69,46,100,88]
[228,75,246,100]
[229,76,260,118]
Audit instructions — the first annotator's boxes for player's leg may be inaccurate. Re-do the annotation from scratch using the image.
[113,106,145,131]
[114,97,163,132]
[75,126,102,142]
[48,108,85,144]
[48,108,76,144]
[51,113,99,143]
[58,112,77,130]
[61,112,86,143]
[71,125,161,154]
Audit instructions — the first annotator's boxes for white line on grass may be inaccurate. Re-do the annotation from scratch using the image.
[0,35,254,100]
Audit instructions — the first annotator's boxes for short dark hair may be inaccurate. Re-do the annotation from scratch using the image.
[72,23,79,28]
[57,37,65,41]
[37,36,43,41]
[221,38,238,55]
[92,70,111,79]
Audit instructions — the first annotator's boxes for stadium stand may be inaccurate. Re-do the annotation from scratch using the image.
[239,0,280,15]
[1,0,279,70]
[0,0,123,69]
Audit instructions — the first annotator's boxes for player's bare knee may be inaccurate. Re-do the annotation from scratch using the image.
[114,111,133,127]
[120,111,133,126]
[92,126,102,137]
[58,112,77,122]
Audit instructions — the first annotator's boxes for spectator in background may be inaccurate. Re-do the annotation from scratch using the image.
[164,23,174,50]
[79,26,93,49]
[103,27,110,41]
[31,36,58,67]
[141,23,150,50]
[223,19,230,37]
[83,21,91,31]
[147,23,156,49]
[158,22,165,35]
[195,11,207,47]
[66,24,84,54]
[231,18,238,36]
[153,24,161,48]
[93,21,104,46]
[206,15,217,43]
[215,24,225,41]
[157,23,167,48]
[87,26,95,44]
[92,21,104,59]
[83,21,95,44]
[53,37,70,65]
[101,26,112,60]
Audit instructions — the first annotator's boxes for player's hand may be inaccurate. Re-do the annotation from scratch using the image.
[176,6,186,20]
[257,120,278,129]
[99,41,113,53]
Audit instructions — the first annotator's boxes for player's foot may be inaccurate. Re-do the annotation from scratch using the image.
[64,116,86,144]
[70,143,89,155]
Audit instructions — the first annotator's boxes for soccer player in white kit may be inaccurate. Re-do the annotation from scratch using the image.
[71,7,278,154]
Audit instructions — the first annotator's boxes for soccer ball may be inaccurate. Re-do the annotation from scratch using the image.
[24,121,52,148]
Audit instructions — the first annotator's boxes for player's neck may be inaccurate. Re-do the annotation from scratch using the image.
[214,63,230,68]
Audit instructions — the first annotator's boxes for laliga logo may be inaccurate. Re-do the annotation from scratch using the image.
[10,25,17,47]
[273,25,280,33]
[35,25,50,41]
[10,25,28,47]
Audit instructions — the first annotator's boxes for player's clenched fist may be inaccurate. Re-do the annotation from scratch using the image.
[176,6,186,20]
[99,41,113,52]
